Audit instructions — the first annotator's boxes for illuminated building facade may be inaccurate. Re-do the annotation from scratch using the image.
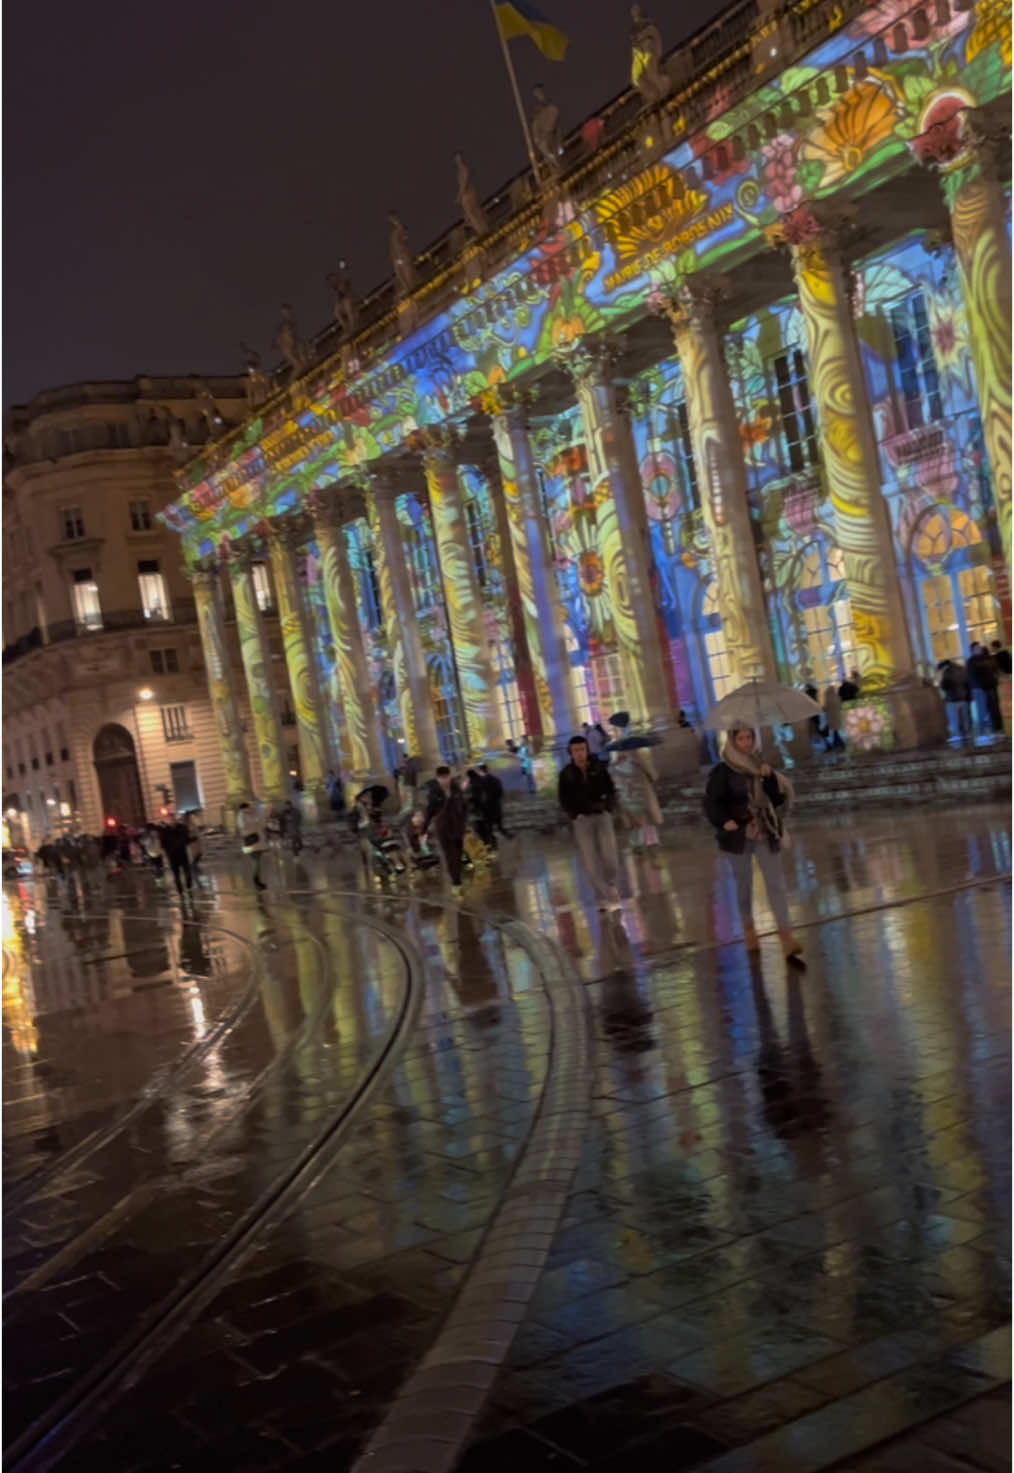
[2,376,254,842]
[163,0,1011,818]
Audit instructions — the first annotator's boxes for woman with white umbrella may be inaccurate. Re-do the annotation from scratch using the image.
[704,721,803,962]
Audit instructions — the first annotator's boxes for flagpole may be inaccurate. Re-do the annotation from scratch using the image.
[490,0,543,185]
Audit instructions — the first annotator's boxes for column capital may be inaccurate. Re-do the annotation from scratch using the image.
[909,100,1010,176]
[476,382,539,424]
[225,539,264,574]
[657,273,732,337]
[265,511,310,551]
[189,563,219,591]
[553,335,622,388]
[767,203,859,272]
[306,487,345,533]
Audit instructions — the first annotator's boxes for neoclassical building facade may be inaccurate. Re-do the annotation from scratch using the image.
[164,0,1011,817]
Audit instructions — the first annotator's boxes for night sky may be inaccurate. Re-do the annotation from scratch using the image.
[5,0,724,406]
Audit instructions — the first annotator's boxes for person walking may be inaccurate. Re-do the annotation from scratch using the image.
[968,642,1003,734]
[582,721,609,760]
[161,817,194,899]
[465,768,496,853]
[704,722,802,961]
[478,763,511,839]
[938,658,972,744]
[821,682,844,751]
[280,798,303,855]
[611,748,662,853]
[838,669,860,702]
[236,803,267,890]
[516,737,535,793]
[990,639,1012,676]
[558,734,621,912]
[423,767,470,897]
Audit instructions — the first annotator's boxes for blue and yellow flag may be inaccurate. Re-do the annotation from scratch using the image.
[492,0,568,61]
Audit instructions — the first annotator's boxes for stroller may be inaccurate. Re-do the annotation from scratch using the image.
[355,785,409,882]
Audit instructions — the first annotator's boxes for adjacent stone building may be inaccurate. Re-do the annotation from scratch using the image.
[2,376,253,843]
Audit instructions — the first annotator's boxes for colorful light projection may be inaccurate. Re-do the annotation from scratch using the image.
[267,528,329,794]
[228,557,288,801]
[167,0,1009,563]
[192,570,251,808]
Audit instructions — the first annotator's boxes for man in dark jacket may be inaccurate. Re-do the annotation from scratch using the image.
[423,767,469,894]
[968,642,1002,733]
[160,818,193,898]
[938,659,972,744]
[990,640,1012,676]
[558,735,621,911]
[478,763,510,840]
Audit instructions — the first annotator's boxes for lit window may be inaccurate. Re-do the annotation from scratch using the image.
[490,639,522,741]
[701,580,736,702]
[129,500,153,531]
[251,562,273,612]
[890,291,943,431]
[71,570,102,631]
[958,564,999,649]
[138,560,171,621]
[587,651,625,720]
[797,543,854,687]
[464,497,489,589]
[160,705,191,742]
[772,350,820,473]
[61,506,86,540]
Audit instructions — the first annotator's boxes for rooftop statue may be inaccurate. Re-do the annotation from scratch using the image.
[388,213,416,295]
[273,304,312,377]
[326,261,358,337]
[455,153,488,237]
[240,342,270,407]
[531,85,562,174]
[631,5,670,106]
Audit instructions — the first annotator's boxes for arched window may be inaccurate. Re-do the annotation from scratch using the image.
[700,580,735,702]
[912,507,1000,662]
[795,543,855,686]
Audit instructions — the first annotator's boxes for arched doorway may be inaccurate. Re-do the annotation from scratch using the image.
[93,724,145,827]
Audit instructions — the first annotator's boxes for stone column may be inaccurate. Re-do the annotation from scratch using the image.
[267,520,329,809]
[368,479,441,767]
[489,405,577,739]
[782,210,913,685]
[227,550,287,804]
[422,439,502,756]
[191,564,252,824]
[663,279,777,686]
[308,492,386,780]
[926,111,1012,582]
[565,341,673,722]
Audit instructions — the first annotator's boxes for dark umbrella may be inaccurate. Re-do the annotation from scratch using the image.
[608,711,631,729]
[606,733,662,752]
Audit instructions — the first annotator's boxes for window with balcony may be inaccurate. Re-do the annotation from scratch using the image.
[138,560,171,621]
[251,561,274,613]
[129,499,153,532]
[772,349,820,473]
[160,704,191,742]
[149,648,180,674]
[71,570,103,631]
[61,506,86,541]
[889,291,943,431]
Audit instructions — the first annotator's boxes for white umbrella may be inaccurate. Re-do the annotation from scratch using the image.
[704,679,822,731]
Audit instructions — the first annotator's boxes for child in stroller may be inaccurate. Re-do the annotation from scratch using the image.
[354,785,407,882]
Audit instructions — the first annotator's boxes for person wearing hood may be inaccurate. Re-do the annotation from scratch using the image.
[704,722,802,961]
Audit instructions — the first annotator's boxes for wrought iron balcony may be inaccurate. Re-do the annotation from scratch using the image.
[1,599,199,669]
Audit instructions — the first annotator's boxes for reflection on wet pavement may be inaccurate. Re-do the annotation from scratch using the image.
[2,806,1010,1473]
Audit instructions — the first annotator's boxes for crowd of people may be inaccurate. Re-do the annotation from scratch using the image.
[937,640,1010,744]
[32,812,205,899]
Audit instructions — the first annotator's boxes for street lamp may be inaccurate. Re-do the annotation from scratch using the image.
[133,688,155,823]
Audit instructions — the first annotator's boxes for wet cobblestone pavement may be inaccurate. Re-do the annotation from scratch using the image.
[3,806,1010,1472]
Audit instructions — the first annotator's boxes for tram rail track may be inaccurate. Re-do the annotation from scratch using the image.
[3,910,271,1214]
[4,903,425,1473]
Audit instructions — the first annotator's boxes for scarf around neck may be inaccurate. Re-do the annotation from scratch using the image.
[720,739,794,842]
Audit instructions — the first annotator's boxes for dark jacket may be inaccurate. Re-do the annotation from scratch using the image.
[968,650,998,691]
[995,647,1012,676]
[940,662,970,702]
[424,780,468,841]
[160,821,191,862]
[839,678,860,701]
[704,761,786,854]
[558,760,616,820]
